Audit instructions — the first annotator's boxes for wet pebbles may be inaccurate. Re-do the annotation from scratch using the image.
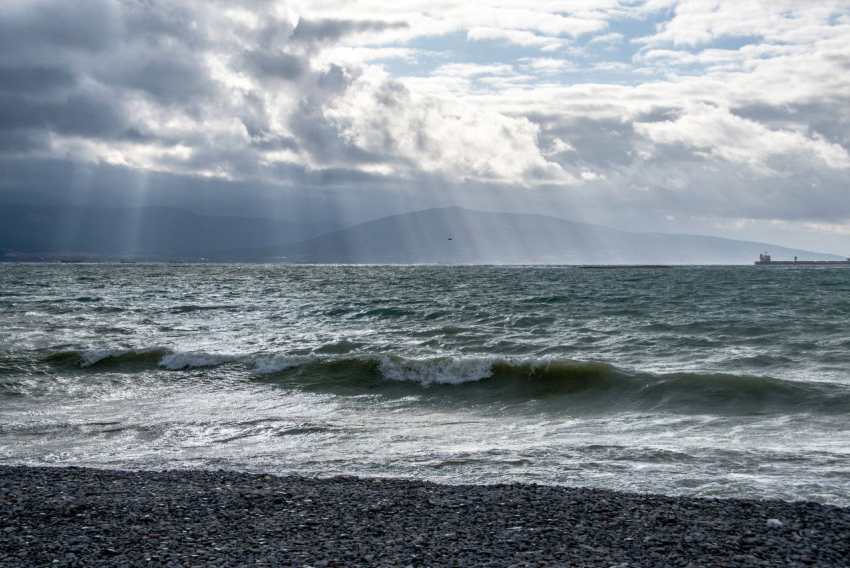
[1,465,848,566]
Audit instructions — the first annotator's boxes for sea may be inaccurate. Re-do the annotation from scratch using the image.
[1,264,849,505]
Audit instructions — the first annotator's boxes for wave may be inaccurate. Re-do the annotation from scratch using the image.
[33,348,850,415]
[169,305,233,314]
[45,348,171,368]
[45,347,310,372]
[273,356,850,415]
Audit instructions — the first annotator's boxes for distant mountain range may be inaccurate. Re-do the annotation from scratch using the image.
[1,204,843,264]
[212,206,843,265]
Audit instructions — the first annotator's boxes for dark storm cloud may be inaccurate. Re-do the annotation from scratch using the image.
[281,64,387,167]
[0,0,119,56]
[249,135,299,151]
[0,67,76,94]
[316,64,352,91]
[535,115,637,166]
[123,3,208,48]
[288,102,383,166]
[99,55,216,105]
[235,92,279,140]
[240,50,304,80]
[731,102,850,149]
[0,0,225,158]
[290,18,408,47]
[0,1,412,174]
[0,130,47,153]
[0,92,127,138]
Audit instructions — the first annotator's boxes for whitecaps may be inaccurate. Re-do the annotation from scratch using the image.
[79,347,170,368]
[251,354,314,374]
[376,355,497,386]
[158,351,238,370]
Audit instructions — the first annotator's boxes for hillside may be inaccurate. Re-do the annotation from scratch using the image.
[216,207,842,265]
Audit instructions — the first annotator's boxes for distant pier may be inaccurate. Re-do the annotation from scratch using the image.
[755,252,850,266]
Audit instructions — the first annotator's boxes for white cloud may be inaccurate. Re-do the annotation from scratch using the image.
[432,63,516,78]
[544,137,576,156]
[518,57,577,73]
[581,170,606,180]
[635,103,850,171]
[467,27,568,50]
[292,1,629,45]
[323,68,572,184]
[589,32,624,44]
[640,0,850,47]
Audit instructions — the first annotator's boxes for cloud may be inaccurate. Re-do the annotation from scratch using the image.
[467,27,568,50]
[639,0,849,47]
[0,0,120,56]
[323,68,570,183]
[580,170,605,181]
[432,63,516,78]
[0,66,76,94]
[635,103,850,172]
[0,0,849,249]
[240,50,304,80]
[290,18,408,47]
[0,0,586,189]
[518,58,578,74]
[543,137,576,156]
[468,9,608,37]
[589,32,624,44]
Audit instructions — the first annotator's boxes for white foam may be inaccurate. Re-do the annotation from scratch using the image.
[79,347,169,367]
[81,348,513,385]
[251,354,314,374]
[79,349,121,367]
[159,351,237,370]
[78,347,315,372]
[376,356,496,386]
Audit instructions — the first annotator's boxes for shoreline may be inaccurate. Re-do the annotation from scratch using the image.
[1,466,848,566]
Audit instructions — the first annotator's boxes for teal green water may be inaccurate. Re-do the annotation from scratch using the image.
[1,264,849,504]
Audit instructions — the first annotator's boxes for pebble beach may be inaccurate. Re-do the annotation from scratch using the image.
[1,466,848,567]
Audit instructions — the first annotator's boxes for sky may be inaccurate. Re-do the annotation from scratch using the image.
[1,0,849,253]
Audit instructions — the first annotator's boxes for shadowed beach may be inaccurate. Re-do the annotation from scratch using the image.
[1,466,848,566]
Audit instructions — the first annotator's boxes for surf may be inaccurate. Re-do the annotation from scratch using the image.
[31,349,850,416]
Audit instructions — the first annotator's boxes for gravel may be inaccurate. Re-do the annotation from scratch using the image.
[1,465,848,566]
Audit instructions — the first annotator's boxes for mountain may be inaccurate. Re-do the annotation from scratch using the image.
[0,204,338,260]
[3,204,841,264]
[215,206,844,265]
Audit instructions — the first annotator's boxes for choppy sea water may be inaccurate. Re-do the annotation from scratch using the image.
[1,264,849,505]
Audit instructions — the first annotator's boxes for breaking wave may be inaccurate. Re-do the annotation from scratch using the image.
[33,348,850,415]
[44,347,316,372]
[46,348,171,368]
